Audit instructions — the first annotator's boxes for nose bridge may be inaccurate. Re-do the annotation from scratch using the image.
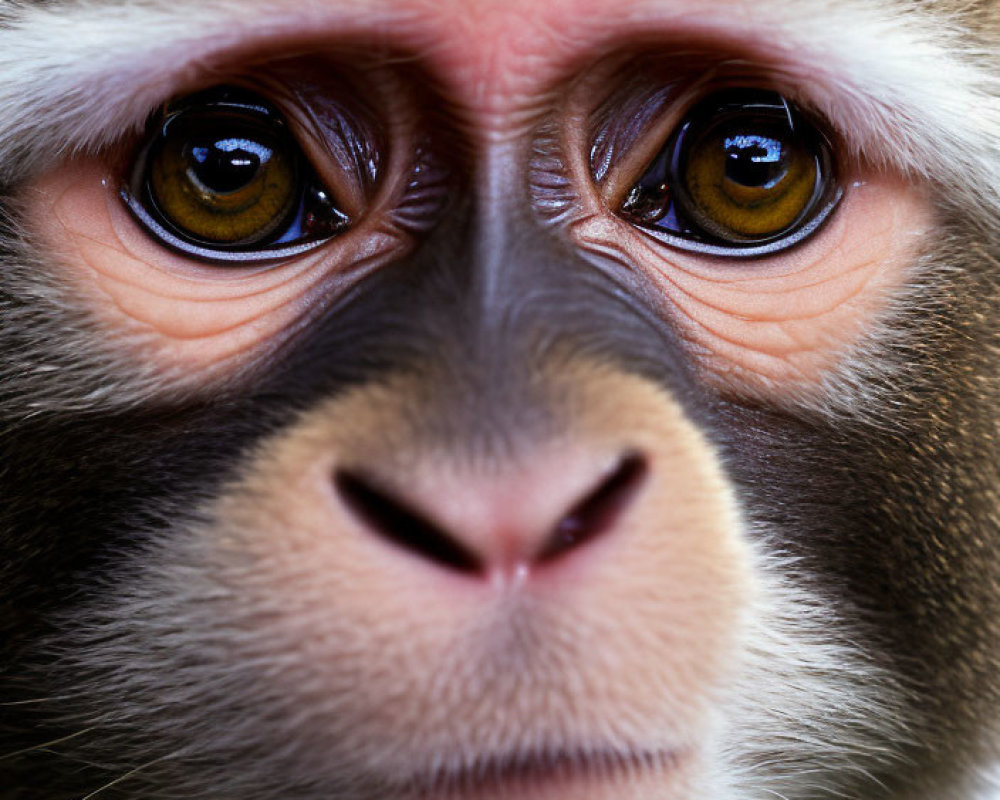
[468,135,531,318]
[455,135,598,363]
[459,137,690,402]
[268,127,692,453]
[431,179,585,447]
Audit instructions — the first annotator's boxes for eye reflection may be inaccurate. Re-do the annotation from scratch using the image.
[620,89,839,255]
[188,138,270,193]
[724,134,787,189]
[125,86,350,263]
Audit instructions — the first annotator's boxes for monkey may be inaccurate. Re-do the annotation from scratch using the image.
[0,0,997,798]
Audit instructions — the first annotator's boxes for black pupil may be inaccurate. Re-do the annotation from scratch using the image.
[723,131,789,189]
[184,136,272,194]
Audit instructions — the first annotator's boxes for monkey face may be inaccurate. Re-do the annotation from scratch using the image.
[0,2,998,799]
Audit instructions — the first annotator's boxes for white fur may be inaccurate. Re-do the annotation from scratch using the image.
[976,761,1000,799]
[0,0,993,212]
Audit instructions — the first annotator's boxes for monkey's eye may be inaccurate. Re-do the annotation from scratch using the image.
[620,89,839,255]
[123,86,349,263]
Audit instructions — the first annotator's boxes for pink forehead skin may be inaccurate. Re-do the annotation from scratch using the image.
[186,0,820,130]
[382,0,683,98]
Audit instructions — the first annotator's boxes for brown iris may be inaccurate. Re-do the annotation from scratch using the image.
[127,86,350,261]
[621,89,836,252]
[682,117,817,240]
[148,114,297,246]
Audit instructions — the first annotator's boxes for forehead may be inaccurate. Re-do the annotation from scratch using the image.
[370,0,801,106]
[56,0,933,128]
[0,0,990,199]
[161,0,957,138]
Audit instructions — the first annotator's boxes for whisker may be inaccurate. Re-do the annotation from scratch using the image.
[0,695,72,707]
[81,753,173,800]
[0,727,94,762]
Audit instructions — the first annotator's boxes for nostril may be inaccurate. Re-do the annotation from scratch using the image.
[334,469,482,574]
[537,453,648,564]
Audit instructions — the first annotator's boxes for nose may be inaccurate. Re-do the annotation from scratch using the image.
[333,450,648,581]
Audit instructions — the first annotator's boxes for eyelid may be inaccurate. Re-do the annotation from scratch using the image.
[116,62,413,266]
[574,56,846,213]
[258,78,383,221]
[595,78,706,209]
[120,189,334,265]
[629,189,843,259]
[569,63,842,255]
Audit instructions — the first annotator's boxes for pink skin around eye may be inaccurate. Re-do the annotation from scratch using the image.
[26,161,407,383]
[572,174,934,398]
[397,0,937,401]
[22,0,935,399]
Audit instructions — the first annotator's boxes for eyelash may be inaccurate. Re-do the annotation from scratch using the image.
[121,79,843,268]
[122,86,353,265]
[603,88,842,257]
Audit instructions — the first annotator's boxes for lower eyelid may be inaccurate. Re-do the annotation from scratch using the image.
[576,175,934,397]
[25,159,406,385]
[60,167,333,299]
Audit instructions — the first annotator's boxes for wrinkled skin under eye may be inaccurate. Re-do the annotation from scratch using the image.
[577,174,933,397]
[621,89,838,255]
[125,86,349,261]
[574,85,933,397]
[21,65,435,388]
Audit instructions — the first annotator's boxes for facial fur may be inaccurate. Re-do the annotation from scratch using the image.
[0,1,998,799]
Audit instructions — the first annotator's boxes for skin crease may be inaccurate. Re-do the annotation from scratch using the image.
[30,163,412,376]
[571,177,932,391]
[22,0,933,398]
[4,1,994,800]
